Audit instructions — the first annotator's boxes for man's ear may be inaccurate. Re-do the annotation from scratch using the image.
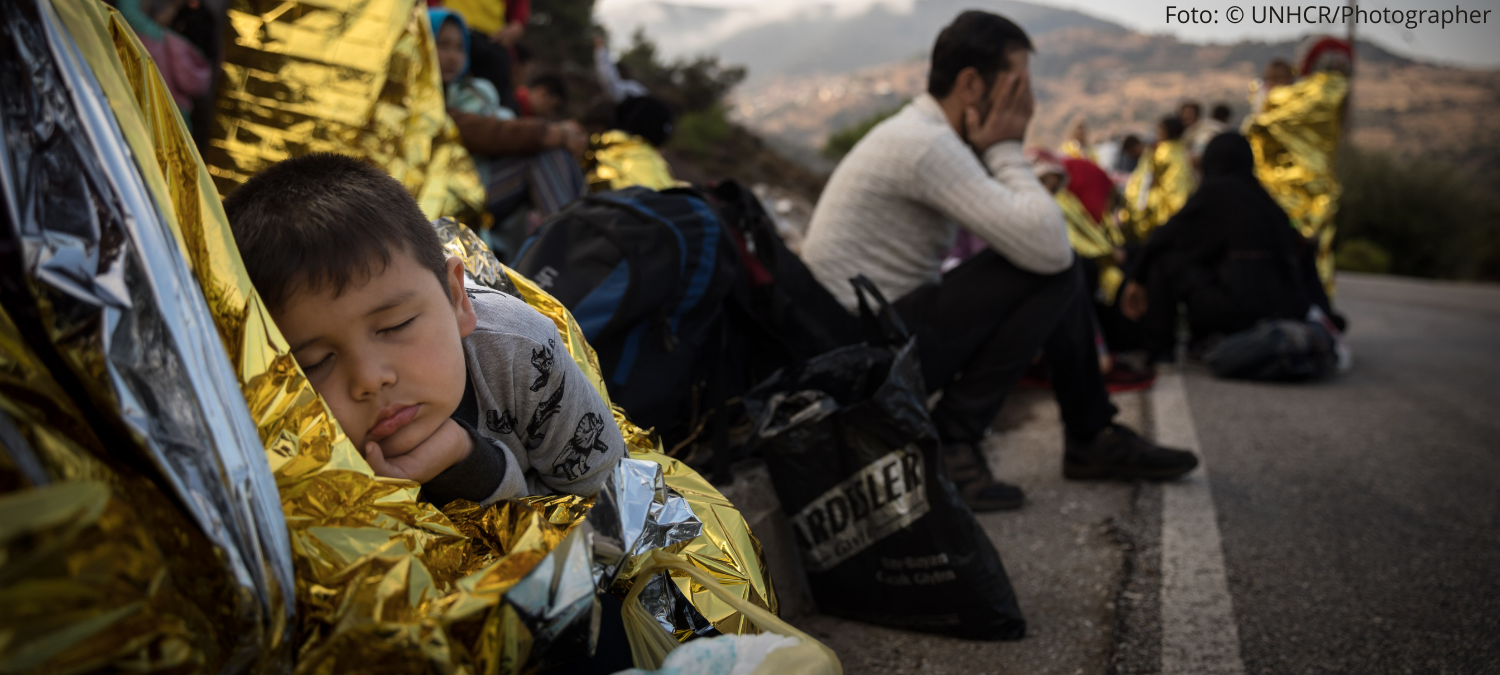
[445,256,478,338]
[955,66,985,104]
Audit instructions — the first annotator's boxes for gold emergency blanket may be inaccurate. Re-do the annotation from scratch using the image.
[438,222,780,637]
[6,1,595,671]
[1245,71,1348,294]
[3,0,294,669]
[206,0,484,222]
[587,131,684,193]
[1058,139,1097,164]
[0,306,237,672]
[4,1,772,670]
[1057,190,1125,304]
[1123,139,1195,240]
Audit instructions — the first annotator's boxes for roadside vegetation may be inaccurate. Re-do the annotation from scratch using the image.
[1335,146,1500,280]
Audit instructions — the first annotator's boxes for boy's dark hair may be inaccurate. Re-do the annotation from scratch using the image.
[223,153,448,311]
[1121,134,1143,151]
[928,11,1033,99]
[528,73,568,105]
[1180,101,1202,119]
[1160,116,1185,141]
[1211,103,1232,122]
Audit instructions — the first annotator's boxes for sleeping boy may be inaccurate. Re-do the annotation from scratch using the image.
[224,153,624,505]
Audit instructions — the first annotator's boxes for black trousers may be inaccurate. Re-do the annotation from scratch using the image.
[1080,257,1144,353]
[466,31,520,113]
[1139,251,1259,355]
[893,251,1118,445]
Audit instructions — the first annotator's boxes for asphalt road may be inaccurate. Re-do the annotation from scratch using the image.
[764,272,1500,674]
[1179,273,1500,674]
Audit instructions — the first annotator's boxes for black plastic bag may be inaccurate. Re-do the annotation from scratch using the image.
[1203,318,1338,381]
[743,279,1026,640]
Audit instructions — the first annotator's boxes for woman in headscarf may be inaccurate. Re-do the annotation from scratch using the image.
[1120,133,1331,359]
[431,8,586,261]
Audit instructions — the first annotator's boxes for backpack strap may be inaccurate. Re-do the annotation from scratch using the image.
[851,275,910,347]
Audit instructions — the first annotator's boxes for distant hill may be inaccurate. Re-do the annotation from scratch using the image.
[607,0,1418,83]
[675,1,1494,184]
[712,0,1128,83]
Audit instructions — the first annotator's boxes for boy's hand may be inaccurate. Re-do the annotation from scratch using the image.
[963,70,1033,152]
[363,418,474,483]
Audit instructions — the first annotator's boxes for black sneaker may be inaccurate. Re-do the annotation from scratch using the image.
[1063,424,1198,480]
[943,442,1026,511]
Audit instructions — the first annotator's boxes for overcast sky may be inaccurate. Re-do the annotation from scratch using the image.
[595,0,1500,68]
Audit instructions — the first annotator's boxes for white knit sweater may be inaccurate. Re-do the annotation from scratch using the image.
[801,94,1073,311]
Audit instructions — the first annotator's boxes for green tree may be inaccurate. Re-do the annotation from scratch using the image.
[526,0,597,66]
[616,30,744,113]
[1335,146,1500,280]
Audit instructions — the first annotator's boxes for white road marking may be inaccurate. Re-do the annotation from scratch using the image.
[1153,369,1247,675]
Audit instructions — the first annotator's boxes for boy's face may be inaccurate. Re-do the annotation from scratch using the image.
[275,251,477,461]
[529,86,561,118]
[437,21,466,84]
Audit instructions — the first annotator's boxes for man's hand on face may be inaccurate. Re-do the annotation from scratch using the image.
[363,418,475,483]
[963,69,1034,152]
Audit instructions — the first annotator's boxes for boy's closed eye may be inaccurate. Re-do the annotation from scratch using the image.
[294,314,422,373]
[380,316,418,335]
[299,351,333,376]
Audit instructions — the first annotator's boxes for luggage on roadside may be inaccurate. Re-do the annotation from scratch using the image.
[743,278,1027,640]
[513,182,861,482]
[704,180,861,367]
[1202,317,1341,381]
[512,186,741,441]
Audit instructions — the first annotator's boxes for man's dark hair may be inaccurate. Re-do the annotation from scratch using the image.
[1121,134,1143,151]
[1211,103,1232,122]
[1160,116,1185,140]
[528,73,568,105]
[1179,101,1202,119]
[927,11,1033,98]
[222,153,448,312]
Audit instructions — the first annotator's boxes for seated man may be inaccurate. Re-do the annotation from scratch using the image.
[800,10,1197,512]
[224,153,625,506]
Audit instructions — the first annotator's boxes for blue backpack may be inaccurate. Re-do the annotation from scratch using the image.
[512,187,741,438]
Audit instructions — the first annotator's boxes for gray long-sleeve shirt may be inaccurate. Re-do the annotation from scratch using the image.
[422,278,625,506]
[801,94,1072,311]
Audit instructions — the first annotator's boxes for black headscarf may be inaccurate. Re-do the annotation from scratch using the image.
[1198,132,1284,214]
[1133,132,1330,320]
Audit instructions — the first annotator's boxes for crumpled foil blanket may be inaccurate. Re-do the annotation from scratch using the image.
[1246,71,1348,293]
[0,0,754,671]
